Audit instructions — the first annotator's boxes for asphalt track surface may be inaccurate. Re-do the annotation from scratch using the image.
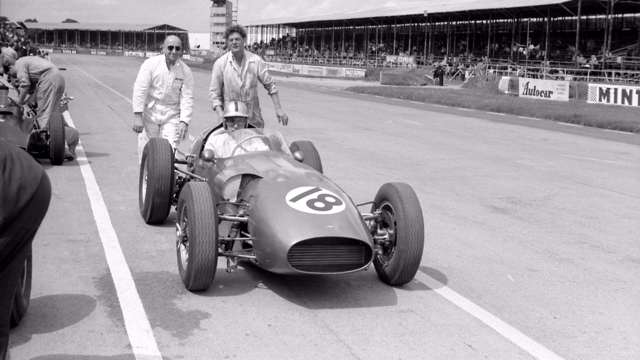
[8,54,640,360]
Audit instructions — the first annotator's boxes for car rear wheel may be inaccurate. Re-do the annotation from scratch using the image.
[371,182,424,286]
[290,140,323,173]
[139,138,174,224]
[48,111,65,165]
[176,181,218,292]
[10,247,32,328]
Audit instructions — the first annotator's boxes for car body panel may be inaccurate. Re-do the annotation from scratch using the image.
[189,128,374,274]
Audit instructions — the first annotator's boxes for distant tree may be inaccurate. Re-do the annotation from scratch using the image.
[24,18,38,23]
[0,16,9,23]
[62,18,79,23]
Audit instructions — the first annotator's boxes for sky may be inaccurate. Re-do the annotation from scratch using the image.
[0,0,425,32]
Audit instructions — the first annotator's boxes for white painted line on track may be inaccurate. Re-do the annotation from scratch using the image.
[75,65,132,104]
[417,272,565,360]
[602,128,634,136]
[561,154,623,165]
[431,104,449,108]
[518,116,542,121]
[558,122,583,128]
[486,111,506,116]
[457,107,474,112]
[75,65,196,143]
[65,115,163,360]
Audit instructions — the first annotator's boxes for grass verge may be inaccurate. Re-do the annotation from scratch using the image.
[346,85,640,133]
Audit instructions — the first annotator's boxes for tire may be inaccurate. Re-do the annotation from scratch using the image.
[176,182,218,291]
[290,140,323,173]
[139,138,175,224]
[48,111,65,165]
[371,183,424,286]
[10,247,32,328]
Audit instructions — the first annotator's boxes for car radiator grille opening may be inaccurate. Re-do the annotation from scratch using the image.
[287,237,373,273]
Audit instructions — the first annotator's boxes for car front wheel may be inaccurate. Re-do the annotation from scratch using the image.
[371,182,424,286]
[176,181,218,292]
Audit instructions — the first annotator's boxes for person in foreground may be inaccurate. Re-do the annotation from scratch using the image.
[132,35,194,162]
[209,24,289,128]
[0,135,51,360]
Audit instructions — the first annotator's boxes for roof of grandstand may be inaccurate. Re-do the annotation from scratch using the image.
[22,22,188,32]
[246,0,640,26]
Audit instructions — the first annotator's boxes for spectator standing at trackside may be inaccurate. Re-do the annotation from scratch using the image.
[132,35,194,162]
[209,24,288,128]
[0,134,52,360]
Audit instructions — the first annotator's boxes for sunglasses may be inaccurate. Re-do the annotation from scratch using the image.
[167,45,181,52]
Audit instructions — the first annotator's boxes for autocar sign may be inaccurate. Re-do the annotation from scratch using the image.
[518,78,569,101]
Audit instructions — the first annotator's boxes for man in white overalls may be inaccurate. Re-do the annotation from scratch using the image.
[132,35,194,162]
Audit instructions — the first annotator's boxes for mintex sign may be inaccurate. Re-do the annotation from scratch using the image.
[518,78,569,101]
[587,84,640,107]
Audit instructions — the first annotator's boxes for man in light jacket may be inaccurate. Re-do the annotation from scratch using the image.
[209,25,288,128]
[132,35,194,161]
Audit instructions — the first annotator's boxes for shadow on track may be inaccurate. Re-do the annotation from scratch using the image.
[94,271,210,341]
[419,266,449,290]
[10,294,97,347]
[193,262,438,309]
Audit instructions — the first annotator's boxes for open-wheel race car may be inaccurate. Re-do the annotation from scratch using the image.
[0,80,71,165]
[138,126,425,291]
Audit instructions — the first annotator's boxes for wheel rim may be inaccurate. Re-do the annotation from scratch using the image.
[177,207,190,270]
[141,163,148,201]
[376,201,397,265]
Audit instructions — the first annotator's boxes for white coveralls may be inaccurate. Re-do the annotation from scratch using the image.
[132,55,194,161]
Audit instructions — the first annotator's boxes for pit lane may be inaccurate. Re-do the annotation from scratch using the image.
[9,54,640,360]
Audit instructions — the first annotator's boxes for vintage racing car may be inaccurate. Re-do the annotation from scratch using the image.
[0,74,70,165]
[138,127,425,291]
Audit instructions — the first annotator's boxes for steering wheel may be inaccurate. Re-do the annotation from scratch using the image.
[230,134,271,157]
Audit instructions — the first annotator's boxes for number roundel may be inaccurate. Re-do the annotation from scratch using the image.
[285,186,346,215]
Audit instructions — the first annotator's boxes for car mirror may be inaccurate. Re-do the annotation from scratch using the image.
[202,149,215,163]
[293,150,304,162]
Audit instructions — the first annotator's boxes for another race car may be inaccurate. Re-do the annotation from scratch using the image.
[139,127,425,291]
[0,76,72,165]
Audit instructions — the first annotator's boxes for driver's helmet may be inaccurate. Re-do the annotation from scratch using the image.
[224,100,248,118]
[223,100,249,131]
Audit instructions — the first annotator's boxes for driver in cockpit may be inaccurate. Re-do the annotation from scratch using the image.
[203,100,269,158]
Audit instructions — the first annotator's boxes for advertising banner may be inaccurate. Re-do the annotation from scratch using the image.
[325,67,346,77]
[518,78,569,101]
[303,66,325,76]
[587,84,640,107]
[345,68,366,78]
[124,51,145,57]
[265,62,365,79]
[385,55,416,65]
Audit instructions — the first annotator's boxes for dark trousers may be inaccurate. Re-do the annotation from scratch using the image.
[0,173,51,360]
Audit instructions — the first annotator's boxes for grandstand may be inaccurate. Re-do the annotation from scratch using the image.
[22,22,190,55]
[245,0,640,82]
